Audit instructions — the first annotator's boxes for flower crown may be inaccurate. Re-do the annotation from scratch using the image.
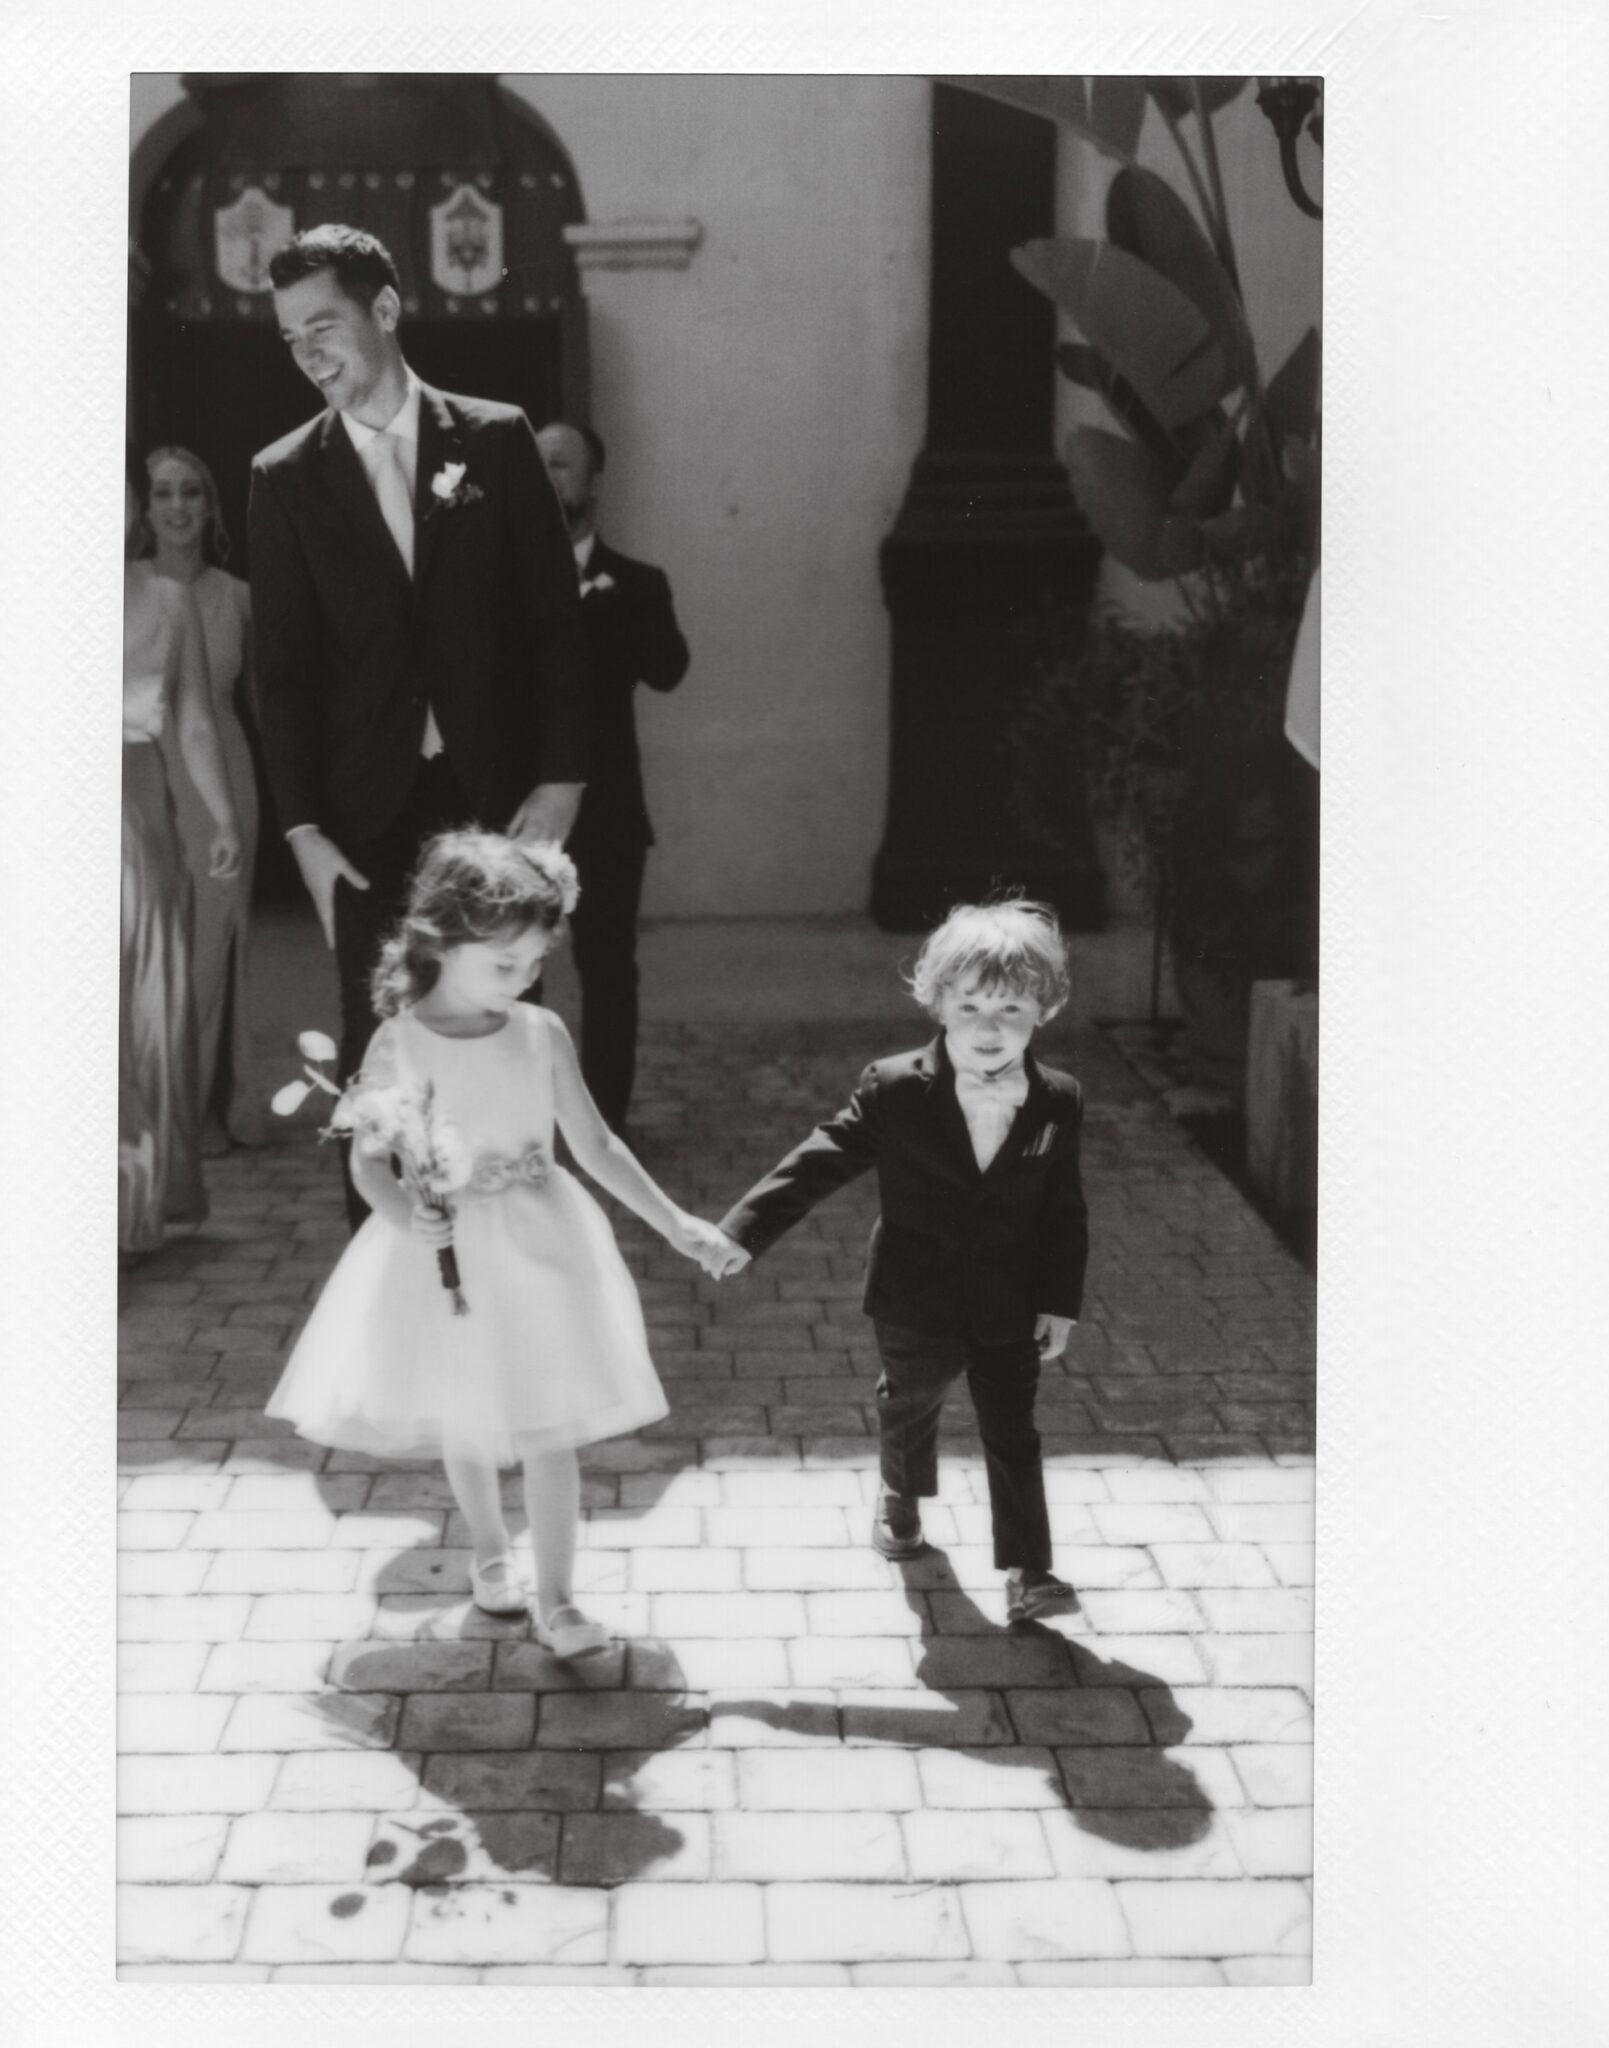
[517,839,581,917]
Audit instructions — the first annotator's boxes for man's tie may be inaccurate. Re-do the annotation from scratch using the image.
[367,428,444,758]
[369,429,415,578]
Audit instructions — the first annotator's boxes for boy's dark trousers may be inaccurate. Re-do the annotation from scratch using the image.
[873,1321,1053,1571]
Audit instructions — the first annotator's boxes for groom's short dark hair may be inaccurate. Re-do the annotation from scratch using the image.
[269,225,400,309]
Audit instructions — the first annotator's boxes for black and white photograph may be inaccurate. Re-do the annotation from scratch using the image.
[2,3,1606,2040]
[111,63,1321,1986]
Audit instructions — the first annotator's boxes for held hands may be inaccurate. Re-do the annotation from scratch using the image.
[669,1213,752,1278]
[1035,1314,1077,1360]
[289,828,370,949]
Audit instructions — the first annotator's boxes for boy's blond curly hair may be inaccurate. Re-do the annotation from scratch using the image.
[908,899,1071,1021]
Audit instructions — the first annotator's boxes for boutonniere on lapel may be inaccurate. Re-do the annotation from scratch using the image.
[427,461,484,515]
[579,569,616,597]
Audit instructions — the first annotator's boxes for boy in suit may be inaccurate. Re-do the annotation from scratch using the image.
[705,901,1089,1622]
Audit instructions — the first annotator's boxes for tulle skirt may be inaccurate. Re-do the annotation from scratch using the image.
[267,1164,669,1466]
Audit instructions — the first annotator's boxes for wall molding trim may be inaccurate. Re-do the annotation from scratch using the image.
[562,218,703,272]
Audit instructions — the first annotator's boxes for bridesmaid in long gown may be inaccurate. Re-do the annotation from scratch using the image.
[143,445,266,1149]
[121,466,242,1258]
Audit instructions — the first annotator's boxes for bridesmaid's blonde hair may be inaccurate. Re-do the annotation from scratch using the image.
[142,445,233,565]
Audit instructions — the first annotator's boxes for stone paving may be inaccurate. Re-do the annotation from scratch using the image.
[117,989,1316,1985]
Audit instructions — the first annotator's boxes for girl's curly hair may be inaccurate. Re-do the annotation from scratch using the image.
[371,831,580,1017]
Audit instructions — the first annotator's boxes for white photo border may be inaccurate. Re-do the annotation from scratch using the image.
[2,0,1605,2040]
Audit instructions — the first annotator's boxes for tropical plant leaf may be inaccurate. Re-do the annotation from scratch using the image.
[1014,238,1229,428]
[272,1080,312,1117]
[1174,405,1233,459]
[1198,502,1282,562]
[1169,421,1241,516]
[1067,425,1198,581]
[1156,514,1207,578]
[1275,471,1321,567]
[1146,76,1250,122]
[1282,434,1318,489]
[1105,165,1254,386]
[298,1028,338,1062]
[1238,412,1283,507]
[1262,326,1320,450]
[1054,341,1182,472]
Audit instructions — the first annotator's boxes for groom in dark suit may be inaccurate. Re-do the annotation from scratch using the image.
[248,226,588,1218]
[534,421,690,1134]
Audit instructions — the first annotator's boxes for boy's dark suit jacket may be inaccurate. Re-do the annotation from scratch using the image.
[248,384,589,849]
[720,1037,1090,1346]
[569,536,690,855]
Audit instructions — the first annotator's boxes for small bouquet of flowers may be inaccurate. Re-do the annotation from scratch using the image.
[273,1030,474,1314]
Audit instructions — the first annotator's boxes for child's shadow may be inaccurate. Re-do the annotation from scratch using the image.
[894,1550,1214,1851]
[307,1532,1214,1894]
[308,1538,691,1890]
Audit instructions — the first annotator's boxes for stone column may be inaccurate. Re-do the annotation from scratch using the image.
[872,83,1103,931]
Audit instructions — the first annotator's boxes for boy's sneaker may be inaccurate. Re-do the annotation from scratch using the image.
[871,1487,926,1560]
[1005,1566,1077,1623]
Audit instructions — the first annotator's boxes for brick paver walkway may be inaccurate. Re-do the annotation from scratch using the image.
[117,1005,1315,1985]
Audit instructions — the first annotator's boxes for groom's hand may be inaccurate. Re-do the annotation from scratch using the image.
[509,780,584,848]
[1034,1313,1077,1360]
[287,827,369,949]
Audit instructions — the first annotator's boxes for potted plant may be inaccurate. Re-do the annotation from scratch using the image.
[971,76,1320,1092]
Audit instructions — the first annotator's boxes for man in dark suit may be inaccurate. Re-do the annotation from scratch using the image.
[248,226,588,1219]
[534,421,689,1134]
[705,903,1090,1622]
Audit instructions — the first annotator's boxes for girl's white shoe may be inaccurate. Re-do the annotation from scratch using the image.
[534,1603,611,1659]
[469,1554,530,1617]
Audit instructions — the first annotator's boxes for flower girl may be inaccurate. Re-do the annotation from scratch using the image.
[267,830,728,1656]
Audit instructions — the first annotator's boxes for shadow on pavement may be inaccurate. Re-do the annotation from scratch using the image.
[894,1549,1214,1851]
[301,1528,1214,1891]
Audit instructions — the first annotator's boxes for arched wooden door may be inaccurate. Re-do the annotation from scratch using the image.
[133,74,589,583]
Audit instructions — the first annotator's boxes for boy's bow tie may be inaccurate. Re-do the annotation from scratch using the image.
[954,1066,1029,1109]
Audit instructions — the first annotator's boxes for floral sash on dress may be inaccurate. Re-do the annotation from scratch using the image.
[464,1143,550,1195]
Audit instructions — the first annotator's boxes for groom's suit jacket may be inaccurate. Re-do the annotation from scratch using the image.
[248,382,589,850]
[569,535,690,856]
[720,1037,1090,1346]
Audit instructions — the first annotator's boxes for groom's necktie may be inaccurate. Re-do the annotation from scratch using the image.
[364,427,443,759]
[368,428,415,578]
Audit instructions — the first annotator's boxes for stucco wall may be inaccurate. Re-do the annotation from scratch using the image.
[128,74,932,917]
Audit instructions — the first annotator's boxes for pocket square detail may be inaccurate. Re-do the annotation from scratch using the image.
[1024,1125,1058,1159]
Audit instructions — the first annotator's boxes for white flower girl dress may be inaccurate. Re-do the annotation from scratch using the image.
[267,1003,668,1464]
